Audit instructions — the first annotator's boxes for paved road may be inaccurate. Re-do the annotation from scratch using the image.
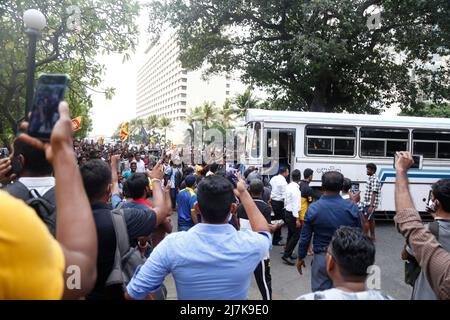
[163,214,412,300]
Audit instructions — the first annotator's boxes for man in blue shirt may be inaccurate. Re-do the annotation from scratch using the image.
[126,175,272,300]
[176,175,198,231]
[296,171,361,292]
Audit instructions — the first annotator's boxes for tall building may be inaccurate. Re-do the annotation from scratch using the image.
[136,32,246,125]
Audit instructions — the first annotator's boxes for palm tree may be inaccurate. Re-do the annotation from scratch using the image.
[219,99,236,129]
[145,115,159,131]
[159,117,172,143]
[199,101,218,130]
[234,87,260,118]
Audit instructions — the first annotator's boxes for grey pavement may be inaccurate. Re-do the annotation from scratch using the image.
[163,212,412,300]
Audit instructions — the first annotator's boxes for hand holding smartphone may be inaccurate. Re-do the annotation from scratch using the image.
[393,153,423,170]
[28,74,70,141]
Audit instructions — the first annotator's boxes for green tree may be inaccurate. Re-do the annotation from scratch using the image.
[159,116,171,143]
[146,0,450,114]
[0,0,140,146]
[219,99,236,129]
[234,88,260,118]
[145,115,160,131]
[198,101,219,130]
[399,102,450,118]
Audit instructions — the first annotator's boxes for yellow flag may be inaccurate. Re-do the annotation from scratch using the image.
[98,136,104,145]
[120,122,129,141]
[71,116,82,132]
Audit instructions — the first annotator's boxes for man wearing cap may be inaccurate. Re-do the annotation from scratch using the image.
[176,175,198,231]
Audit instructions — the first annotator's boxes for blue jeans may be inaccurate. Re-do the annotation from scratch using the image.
[170,188,177,209]
[311,253,333,292]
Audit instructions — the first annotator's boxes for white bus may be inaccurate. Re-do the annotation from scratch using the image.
[244,109,450,218]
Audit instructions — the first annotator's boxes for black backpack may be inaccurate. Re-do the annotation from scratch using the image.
[4,181,57,236]
[404,221,439,287]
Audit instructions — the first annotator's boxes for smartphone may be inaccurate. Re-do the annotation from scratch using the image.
[28,74,70,141]
[394,153,423,170]
[0,148,9,159]
[351,183,360,193]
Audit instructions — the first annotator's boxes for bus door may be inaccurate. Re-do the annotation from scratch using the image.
[263,128,296,179]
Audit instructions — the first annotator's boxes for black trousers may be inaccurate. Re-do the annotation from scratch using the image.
[271,200,285,243]
[283,210,301,258]
[254,259,272,300]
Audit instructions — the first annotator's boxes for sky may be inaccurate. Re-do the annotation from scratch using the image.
[88,1,151,137]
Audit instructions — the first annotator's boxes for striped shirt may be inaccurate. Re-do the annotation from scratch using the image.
[395,208,450,300]
[363,174,381,208]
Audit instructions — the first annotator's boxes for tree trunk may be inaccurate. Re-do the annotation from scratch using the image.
[310,74,333,112]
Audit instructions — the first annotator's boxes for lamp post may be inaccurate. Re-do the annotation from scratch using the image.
[23,9,46,120]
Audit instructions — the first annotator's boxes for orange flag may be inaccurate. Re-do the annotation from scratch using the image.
[71,116,82,132]
[120,122,129,141]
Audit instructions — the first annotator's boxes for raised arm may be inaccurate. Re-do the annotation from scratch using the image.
[110,155,120,195]
[395,151,450,300]
[19,102,97,299]
[148,162,171,225]
[233,175,270,233]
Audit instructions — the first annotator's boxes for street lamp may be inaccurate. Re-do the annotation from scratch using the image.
[23,9,46,120]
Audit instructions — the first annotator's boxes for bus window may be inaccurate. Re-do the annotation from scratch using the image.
[305,125,356,156]
[360,128,409,158]
[251,122,261,158]
[361,140,385,157]
[307,138,333,155]
[413,142,437,158]
[438,142,450,159]
[386,140,408,157]
[413,130,450,159]
[335,139,355,156]
[266,130,278,158]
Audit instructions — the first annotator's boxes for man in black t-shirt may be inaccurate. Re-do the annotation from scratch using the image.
[80,159,170,300]
[237,179,279,300]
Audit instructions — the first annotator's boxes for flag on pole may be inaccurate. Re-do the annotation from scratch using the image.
[140,127,149,145]
[98,136,104,145]
[120,122,129,141]
[71,116,82,132]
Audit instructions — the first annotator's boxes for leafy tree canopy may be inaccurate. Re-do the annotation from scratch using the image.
[0,0,140,146]
[146,0,450,114]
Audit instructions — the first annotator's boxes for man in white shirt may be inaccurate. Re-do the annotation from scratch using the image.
[269,167,289,245]
[282,169,301,265]
[134,153,146,173]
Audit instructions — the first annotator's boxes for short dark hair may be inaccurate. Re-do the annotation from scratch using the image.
[249,179,264,197]
[209,163,219,173]
[184,166,195,176]
[13,139,53,176]
[80,159,111,201]
[244,166,256,179]
[197,175,235,223]
[125,173,149,199]
[322,171,344,192]
[342,178,352,193]
[291,169,301,182]
[432,179,450,212]
[279,167,288,175]
[184,175,196,188]
[330,226,375,279]
[304,168,314,179]
[366,163,377,172]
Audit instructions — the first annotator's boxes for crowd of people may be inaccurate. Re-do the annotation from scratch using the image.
[0,102,449,300]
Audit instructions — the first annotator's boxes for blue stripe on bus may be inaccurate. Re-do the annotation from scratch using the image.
[378,171,450,186]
